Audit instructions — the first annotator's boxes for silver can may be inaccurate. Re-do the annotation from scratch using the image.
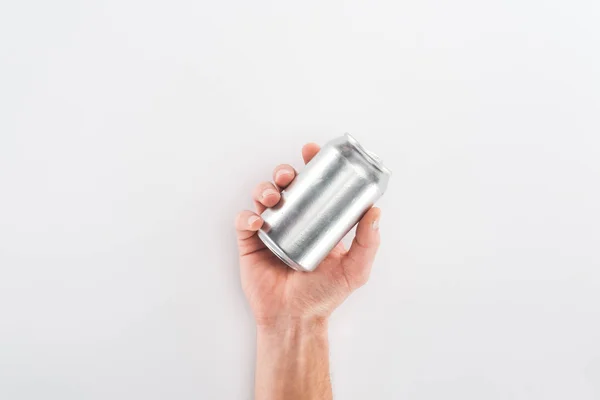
[258,133,391,272]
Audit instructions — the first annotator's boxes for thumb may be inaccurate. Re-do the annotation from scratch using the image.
[342,207,381,288]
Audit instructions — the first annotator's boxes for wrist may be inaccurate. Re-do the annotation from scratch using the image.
[256,316,329,338]
[254,315,332,400]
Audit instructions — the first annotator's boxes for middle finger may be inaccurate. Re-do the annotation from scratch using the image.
[252,181,281,213]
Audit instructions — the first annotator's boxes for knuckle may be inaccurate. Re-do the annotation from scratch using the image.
[352,270,371,287]
[234,211,246,227]
[263,181,277,191]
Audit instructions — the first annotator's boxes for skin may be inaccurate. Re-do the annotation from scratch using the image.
[235,142,382,400]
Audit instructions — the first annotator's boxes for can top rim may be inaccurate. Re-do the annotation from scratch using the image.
[344,133,392,176]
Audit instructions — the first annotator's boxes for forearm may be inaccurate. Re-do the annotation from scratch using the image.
[255,318,332,400]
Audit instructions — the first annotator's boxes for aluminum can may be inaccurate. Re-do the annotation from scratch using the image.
[258,133,391,272]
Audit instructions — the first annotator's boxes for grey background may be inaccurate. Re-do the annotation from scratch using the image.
[1,0,599,399]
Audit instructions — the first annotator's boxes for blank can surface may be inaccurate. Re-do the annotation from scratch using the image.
[258,133,391,272]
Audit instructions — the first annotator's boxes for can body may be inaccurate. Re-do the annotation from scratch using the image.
[258,133,391,272]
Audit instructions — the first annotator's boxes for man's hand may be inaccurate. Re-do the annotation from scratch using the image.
[235,142,381,328]
[235,142,382,400]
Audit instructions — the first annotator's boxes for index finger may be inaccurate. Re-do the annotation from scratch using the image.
[302,143,320,164]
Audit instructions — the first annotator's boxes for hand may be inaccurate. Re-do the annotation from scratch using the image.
[235,142,382,329]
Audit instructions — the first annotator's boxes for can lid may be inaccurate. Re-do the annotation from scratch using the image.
[344,133,392,176]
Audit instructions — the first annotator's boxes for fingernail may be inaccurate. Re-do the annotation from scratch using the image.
[248,215,261,227]
[262,188,279,199]
[372,219,380,231]
[275,169,292,181]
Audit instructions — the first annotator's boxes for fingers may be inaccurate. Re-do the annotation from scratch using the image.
[302,143,320,164]
[274,141,318,187]
[273,164,296,189]
[246,142,319,225]
[235,210,263,241]
[252,181,281,213]
[342,207,382,288]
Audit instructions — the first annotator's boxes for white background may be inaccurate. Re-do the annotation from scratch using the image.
[1,0,599,399]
